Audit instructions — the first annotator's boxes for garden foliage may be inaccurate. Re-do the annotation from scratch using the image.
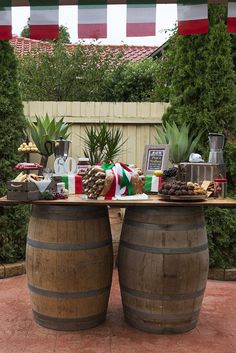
[19,42,163,102]
[0,41,30,263]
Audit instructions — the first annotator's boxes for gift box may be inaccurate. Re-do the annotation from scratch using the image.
[143,175,163,193]
[52,175,82,195]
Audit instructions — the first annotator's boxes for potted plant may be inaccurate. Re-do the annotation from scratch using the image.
[26,114,70,168]
[81,123,125,165]
[81,123,127,267]
[155,121,203,166]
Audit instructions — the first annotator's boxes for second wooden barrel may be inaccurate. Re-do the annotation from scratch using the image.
[118,206,209,334]
[26,205,113,331]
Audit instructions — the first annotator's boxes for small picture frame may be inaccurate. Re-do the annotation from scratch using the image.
[142,144,169,175]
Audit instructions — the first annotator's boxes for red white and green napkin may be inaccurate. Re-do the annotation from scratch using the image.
[78,0,107,38]
[126,0,156,37]
[61,175,82,195]
[0,0,12,40]
[227,1,236,33]
[30,0,59,40]
[144,175,162,193]
[177,0,208,35]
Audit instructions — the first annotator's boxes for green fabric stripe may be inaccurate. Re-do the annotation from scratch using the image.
[78,0,107,5]
[30,0,59,6]
[61,176,69,191]
[0,0,11,7]
[0,6,11,11]
[127,0,155,4]
[144,175,152,192]
[31,6,58,11]
[177,0,207,5]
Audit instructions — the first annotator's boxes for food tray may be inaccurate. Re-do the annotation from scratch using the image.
[158,194,207,202]
[18,151,39,154]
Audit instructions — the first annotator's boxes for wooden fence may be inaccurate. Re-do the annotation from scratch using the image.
[24,101,169,167]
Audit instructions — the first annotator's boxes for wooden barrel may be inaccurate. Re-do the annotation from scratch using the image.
[26,205,113,331]
[118,206,209,334]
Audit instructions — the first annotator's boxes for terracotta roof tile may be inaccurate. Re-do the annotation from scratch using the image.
[10,36,157,62]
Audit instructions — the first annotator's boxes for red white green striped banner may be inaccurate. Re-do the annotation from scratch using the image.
[126,0,156,37]
[29,0,59,40]
[177,0,208,35]
[0,0,12,40]
[227,1,236,33]
[78,0,107,39]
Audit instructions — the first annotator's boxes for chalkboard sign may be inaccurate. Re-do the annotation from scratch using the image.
[142,145,169,175]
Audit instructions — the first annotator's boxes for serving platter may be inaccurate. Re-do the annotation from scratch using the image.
[158,194,207,202]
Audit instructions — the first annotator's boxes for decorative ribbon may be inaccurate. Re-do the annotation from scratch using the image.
[101,162,135,199]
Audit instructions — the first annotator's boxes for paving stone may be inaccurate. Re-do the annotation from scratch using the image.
[224,268,236,281]
[208,268,225,281]
[4,262,23,278]
[0,265,4,279]
[0,270,236,353]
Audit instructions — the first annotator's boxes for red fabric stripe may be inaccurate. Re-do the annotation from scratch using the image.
[227,18,236,33]
[78,24,107,38]
[0,25,12,40]
[75,175,82,194]
[126,23,155,37]
[30,25,59,40]
[178,19,208,35]
[119,162,132,172]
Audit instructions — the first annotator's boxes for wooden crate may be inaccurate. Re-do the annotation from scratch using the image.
[178,163,226,183]
[7,181,40,201]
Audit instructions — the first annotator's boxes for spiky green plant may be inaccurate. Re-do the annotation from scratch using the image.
[155,122,203,164]
[27,114,70,167]
[81,124,126,165]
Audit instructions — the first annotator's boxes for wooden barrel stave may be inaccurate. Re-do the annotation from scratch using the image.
[118,206,209,334]
[26,205,113,331]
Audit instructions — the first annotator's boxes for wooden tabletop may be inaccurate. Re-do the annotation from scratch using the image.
[1,195,236,208]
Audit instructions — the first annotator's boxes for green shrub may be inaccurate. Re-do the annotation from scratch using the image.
[206,208,236,268]
[0,41,29,264]
[0,205,30,263]
[163,5,236,268]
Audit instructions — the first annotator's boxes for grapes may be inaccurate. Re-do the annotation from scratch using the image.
[163,167,178,179]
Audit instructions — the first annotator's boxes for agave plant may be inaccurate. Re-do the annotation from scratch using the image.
[81,123,126,165]
[27,114,70,167]
[155,121,203,165]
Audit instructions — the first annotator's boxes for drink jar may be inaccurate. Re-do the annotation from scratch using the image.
[214,178,227,199]
[77,158,91,176]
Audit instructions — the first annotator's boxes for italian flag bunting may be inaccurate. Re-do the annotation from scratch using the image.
[30,0,59,40]
[78,0,107,39]
[127,0,156,37]
[177,0,208,35]
[227,1,236,33]
[0,0,12,40]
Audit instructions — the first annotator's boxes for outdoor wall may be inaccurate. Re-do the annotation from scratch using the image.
[24,101,169,167]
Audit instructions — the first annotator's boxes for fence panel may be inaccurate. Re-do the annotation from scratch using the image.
[24,101,168,167]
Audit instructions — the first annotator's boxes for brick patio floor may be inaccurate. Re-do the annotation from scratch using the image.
[0,270,235,353]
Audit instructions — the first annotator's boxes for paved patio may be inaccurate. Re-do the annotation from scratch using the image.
[0,270,235,353]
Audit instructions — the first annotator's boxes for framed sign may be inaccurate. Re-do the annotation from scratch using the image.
[142,144,169,175]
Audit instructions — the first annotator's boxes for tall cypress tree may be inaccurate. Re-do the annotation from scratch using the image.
[163,5,236,268]
[0,41,29,263]
[164,5,236,147]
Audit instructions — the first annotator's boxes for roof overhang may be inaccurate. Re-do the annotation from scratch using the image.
[11,0,228,6]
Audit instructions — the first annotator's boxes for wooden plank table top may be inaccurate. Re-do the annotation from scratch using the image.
[1,195,236,208]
